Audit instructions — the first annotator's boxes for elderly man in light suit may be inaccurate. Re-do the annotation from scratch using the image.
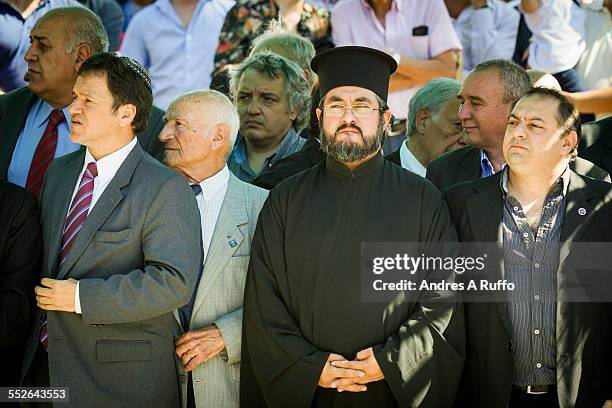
[22,53,201,407]
[160,90,268,408]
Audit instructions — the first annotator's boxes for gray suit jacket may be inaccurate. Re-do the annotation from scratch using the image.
[176,174,268,408]
[0,86,166,180]
[22,143,201,408]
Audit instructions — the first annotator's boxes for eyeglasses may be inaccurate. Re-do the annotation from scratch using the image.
[321,104,383,118]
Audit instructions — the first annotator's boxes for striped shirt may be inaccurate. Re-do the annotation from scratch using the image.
[500,166,569,386]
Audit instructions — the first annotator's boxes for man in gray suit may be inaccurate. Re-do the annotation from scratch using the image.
[22,53,201,407]
[160,90,268,407]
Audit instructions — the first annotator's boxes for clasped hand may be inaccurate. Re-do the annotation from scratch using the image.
[318,347,384,393]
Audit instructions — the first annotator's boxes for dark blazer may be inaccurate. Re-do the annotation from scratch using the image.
[0,86,165,180]
[580,116,612,176]
[253,137,324,190]
[426,145,610,192]
[444,171,612,408]
[0,181,41,387]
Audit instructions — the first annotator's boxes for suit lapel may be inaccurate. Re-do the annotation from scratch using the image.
[0,88,37,178]
[56,145,144,279]
[464,173,511,335]
[46,152,84,277]
[191,175,247,319]
[559,172,596,268]
[463,146,483,181]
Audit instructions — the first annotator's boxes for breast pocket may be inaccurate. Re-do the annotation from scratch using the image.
[93,228,134,243]
[410,35,430,59]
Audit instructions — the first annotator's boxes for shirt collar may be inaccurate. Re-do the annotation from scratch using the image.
[500,165,571,197]
[34,98,71,128]
[362,0,400,12]
[83,137,137,186]
[235,127,299,166]
[195,165,230,202]
[480,149,495,177]
[399,139,426,177]
[325,151,384,178]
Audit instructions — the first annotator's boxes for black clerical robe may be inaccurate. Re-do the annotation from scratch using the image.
[241,154,464,408]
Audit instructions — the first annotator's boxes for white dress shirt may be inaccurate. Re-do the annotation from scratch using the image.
[452,0,520,77]
[193,165,230,261]
[522,0,586,73]
[399,140,427,177]
[73,138,138,313]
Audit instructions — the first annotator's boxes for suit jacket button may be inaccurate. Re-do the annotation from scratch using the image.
[506,341,513,351]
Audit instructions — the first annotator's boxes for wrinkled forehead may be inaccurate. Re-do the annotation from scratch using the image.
[32,14,69,41]
[511,95,559,123]
[322,86,379,105]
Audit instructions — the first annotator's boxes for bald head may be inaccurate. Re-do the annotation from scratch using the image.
[160,90,240,181]
[527,69,562,91]
[36,7,109,54]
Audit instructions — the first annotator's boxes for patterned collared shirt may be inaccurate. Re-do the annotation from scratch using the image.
[211,0,332,82]
[480,149,496,178]
[500,166,570,386]
[227,127,305,183]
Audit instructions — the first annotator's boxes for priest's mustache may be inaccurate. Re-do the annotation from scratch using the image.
[335,123,364,137]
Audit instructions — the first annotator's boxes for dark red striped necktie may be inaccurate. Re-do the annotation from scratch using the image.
[39,161,97,350]
[25,109,65,198]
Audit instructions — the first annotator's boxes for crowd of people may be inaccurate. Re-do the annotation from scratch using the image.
[0,0,611,407]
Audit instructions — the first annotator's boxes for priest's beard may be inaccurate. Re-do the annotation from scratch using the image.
[319,115,385,163]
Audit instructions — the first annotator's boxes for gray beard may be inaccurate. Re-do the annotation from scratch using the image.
[320,117,385,163]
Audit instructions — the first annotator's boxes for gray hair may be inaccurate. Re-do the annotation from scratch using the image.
[230,52,311,132]
[170,90,240,148]
[37,7,109,54]
[250,26,317,86]
[471,59,531,104]
[407,78,461,136]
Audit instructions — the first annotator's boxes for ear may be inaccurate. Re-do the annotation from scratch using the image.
[415,108,430,134]
[212,123,230,150]
[74,44,92,73]
[118,104,137,130]
[561,130,578,156]
[315,107,322,121]
[383,110,392,129]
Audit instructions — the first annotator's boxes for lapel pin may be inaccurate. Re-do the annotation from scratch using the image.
[578,208,586,216]
[229,239,237,248]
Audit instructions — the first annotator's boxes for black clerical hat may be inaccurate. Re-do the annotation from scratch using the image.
[311,46,397,101]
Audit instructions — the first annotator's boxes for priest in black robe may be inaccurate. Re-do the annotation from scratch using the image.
[241,46,465,408]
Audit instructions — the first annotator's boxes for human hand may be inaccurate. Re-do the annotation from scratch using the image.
[175,325,225,371]
[35,278,78,312]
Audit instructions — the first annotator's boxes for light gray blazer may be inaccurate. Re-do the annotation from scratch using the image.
[177,174,268,408]
[22,143,201,408]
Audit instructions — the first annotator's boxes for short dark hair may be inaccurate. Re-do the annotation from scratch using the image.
[471,59,532,104]
[514,87,581,157]
[78,53,152,133]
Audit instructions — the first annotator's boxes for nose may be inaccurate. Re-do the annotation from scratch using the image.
[24,44,36,63]
[509,121,528,140]
[245,99,262,115]
[68,98,81,117]
[458,102,471,121]
[159,124,174,142]
[339,107,357,125]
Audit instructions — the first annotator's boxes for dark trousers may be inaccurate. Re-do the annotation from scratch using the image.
[509,386,559,408]
[20,346,51,408]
